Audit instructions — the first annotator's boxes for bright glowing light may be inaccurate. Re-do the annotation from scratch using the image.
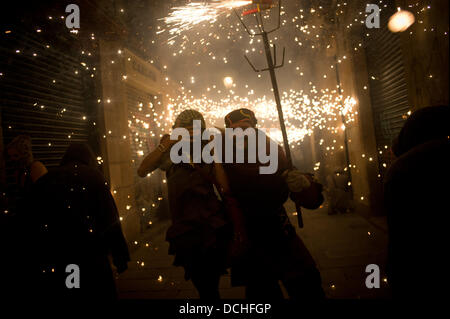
[223,76,234,88]
[168,90,357,145]
[388,9,415,33]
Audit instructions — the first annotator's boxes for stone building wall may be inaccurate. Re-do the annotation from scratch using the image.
[97,39,177,245]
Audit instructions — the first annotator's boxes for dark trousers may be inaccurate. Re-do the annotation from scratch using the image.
[245,267,325,300]
[191,268,222,300]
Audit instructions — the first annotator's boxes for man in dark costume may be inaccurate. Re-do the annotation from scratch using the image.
[222,108,325,300]
[385,105,450,300]
[28,143,130,301]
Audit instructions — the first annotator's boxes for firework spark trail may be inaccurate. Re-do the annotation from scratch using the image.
[162,1,252,37]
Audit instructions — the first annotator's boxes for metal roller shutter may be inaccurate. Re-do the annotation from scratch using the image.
[1,26,93,178]
[365,1,410,176]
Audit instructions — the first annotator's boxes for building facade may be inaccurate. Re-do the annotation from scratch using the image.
[0,1,177,247]
[301,0,449,216]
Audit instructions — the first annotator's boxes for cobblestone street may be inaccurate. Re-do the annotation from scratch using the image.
[117,201,390,299]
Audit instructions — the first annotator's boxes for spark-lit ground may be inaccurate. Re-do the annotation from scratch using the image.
[116,200,390,299]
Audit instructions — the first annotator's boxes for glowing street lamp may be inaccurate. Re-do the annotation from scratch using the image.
[223,76,234,88]
[388,9,415,33]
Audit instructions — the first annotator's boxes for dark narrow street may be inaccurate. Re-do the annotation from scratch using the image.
[117,200,389,299]
[1,0,448,313]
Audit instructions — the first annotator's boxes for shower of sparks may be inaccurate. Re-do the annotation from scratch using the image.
[133,2,371,159]
[127,89,356,152]
[143,2,362,148]
[162,0,252,40]
[164,90,357,145]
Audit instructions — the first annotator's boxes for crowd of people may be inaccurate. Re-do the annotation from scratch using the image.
[1,105,448,301]
[1,140,130,301]
[138,109,324,300]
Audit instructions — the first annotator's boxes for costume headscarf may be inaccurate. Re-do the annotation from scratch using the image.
[173,110,206,129]
[160,110,206,171]
[224,108,257,128]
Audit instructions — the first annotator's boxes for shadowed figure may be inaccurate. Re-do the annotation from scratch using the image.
[326,169,353,215]
[138,110,231,300]
[27,143,130,301]
[1,135,48,299]
[385,105,450,300]
[222,108,325,300]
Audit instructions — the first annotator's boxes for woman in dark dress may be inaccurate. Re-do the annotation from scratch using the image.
[1,135,48,299]
[4,135,47,214]
[29,143,130,301]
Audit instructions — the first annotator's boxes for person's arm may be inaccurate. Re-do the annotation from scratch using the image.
[90,169,130,274]
[137,135,175,177]
[30,161,48,183]
[100,183,130,274]
[276,143,291,173]
[213,161,248,244]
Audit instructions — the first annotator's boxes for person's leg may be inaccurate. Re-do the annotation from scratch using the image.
[245,277,284,300]
[191,269,221,300]
[281,268,325,300]
[327,192,338,215]
[280,234,325,300]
